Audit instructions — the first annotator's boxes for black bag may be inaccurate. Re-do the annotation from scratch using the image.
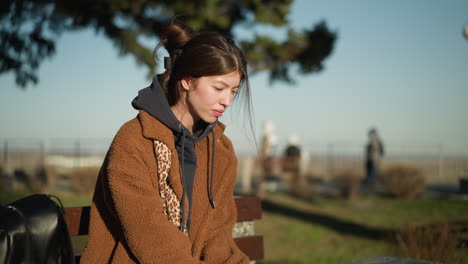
[0,194,75,264]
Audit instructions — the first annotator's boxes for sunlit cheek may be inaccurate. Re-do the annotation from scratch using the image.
[213,94,224,106]
[196,91,211,108]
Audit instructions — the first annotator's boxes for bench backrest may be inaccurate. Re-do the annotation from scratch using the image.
[64,196,263,262]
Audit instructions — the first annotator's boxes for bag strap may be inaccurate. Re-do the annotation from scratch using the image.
[46,194,76,264]
[47,194,65,215]
[6,205,32,263]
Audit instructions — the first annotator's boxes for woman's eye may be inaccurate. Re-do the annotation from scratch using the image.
[214,87,223,91]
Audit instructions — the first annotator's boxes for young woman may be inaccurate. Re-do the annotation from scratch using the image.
[81,18,253,263]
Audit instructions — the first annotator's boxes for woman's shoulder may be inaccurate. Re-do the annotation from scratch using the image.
[112,111,173,149]
[114,116,142,141]
[110,115,149,151]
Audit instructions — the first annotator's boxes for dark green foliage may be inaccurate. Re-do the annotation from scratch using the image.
[0,0,337,88]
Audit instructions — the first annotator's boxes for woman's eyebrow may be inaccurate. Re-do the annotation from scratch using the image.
[213,80,240,88]
[213,80,229,87]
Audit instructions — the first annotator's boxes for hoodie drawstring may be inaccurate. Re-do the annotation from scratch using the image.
[179,126,187,233]
[209,130,217,209]
[179,124,217,233]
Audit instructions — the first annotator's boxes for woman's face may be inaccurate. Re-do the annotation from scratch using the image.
[181,71,240,125]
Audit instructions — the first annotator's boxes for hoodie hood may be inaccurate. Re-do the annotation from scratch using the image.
[132,76,182,133]
[132,75,217,233]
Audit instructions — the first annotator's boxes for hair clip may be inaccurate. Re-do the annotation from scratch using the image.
[164,49,183,70]
[164,57,172,70]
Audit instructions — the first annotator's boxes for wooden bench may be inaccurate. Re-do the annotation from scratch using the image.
[64,196,264,263]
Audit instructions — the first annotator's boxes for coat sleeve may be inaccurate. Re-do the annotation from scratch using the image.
[105,131,199,264]
[199,135,250,264]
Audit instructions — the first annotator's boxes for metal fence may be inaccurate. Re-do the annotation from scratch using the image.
[1,138,467,185]
[1,138,112,173]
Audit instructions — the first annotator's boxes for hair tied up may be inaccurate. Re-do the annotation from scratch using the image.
[164,49,183,70]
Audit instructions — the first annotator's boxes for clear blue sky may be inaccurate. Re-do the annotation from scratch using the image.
[1,0,467,156]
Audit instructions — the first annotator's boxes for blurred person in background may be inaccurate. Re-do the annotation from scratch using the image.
[259,121,276,179]
[364,127,385,186]
[283,134,302,190]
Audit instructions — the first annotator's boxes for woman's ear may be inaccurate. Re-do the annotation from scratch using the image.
[180,77,191,91]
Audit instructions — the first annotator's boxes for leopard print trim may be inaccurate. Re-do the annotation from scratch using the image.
[153,140,187,234]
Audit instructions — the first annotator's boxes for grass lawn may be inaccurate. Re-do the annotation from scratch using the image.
[256,192,468,264]
[2,190,467,263]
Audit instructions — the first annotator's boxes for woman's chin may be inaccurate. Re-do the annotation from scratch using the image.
[207,118,217,124]
[201,116,217,124]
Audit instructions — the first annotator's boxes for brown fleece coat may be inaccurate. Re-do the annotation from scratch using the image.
[81,110,249,263]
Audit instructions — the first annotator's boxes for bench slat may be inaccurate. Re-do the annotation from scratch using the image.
[65,206,90,236]
[235,196,262,221]
[234,235,264,260]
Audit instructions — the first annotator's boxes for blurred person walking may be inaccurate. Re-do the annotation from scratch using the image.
[364,127,385,185]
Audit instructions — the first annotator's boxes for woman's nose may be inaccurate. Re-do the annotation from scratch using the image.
[219,92,233,108]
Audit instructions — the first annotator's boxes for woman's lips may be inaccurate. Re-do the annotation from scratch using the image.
[213,110,224,117]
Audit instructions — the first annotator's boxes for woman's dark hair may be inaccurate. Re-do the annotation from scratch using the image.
[156,18,255,143]
[158,18,249,105]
